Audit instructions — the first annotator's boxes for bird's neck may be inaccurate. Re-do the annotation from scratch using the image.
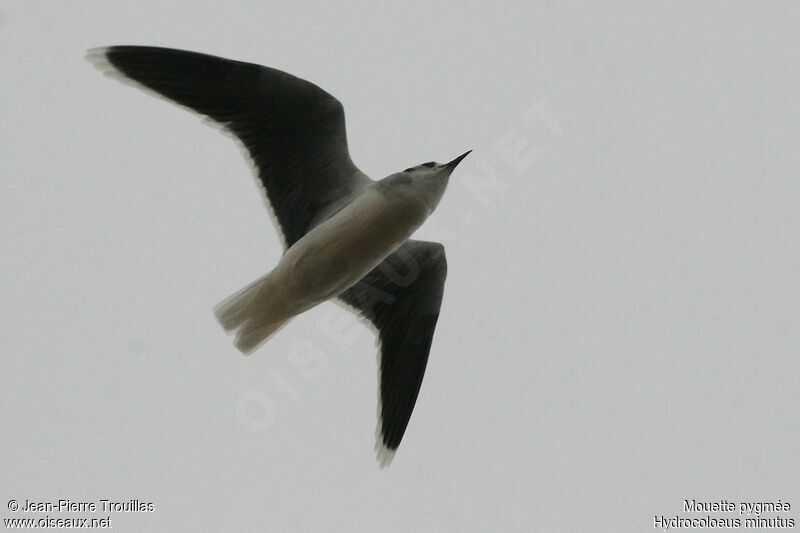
[416,175,450,214]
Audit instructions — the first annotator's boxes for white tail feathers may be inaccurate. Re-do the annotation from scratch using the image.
[214,273,272,331]
[213,272,289,354]
[232,316,287,354]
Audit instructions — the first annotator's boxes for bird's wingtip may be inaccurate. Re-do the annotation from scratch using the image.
[375,440,397,469]
[85,47,122,80]
[85,46,108,65]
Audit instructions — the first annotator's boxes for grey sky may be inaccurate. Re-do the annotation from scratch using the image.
[2,1,799,531]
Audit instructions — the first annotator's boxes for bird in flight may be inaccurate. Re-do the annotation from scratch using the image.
[88,46,469,467]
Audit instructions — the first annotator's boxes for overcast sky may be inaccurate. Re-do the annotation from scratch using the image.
[2,1,799,531]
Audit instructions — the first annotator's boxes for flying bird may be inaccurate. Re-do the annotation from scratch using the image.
[88,46,469,467]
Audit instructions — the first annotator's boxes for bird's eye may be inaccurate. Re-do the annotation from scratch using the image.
[421,162,436,168]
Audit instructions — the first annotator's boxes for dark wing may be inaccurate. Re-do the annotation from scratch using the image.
[89,46,369,247]
[338,240,447,466]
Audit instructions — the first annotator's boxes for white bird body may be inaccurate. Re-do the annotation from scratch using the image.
[286,184,428,307]
[218,175,449,352]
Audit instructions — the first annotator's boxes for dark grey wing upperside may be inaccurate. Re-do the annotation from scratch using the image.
[338,240,447,465]
[90,46,369,247]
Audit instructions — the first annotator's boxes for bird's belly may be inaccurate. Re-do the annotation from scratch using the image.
[278,191,426,312]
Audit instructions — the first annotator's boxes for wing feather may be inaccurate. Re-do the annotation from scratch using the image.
[89,46,369,246]
[338,240,447,466]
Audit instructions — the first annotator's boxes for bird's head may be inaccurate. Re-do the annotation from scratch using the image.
[402,150,472,179]
[386,150,471,213]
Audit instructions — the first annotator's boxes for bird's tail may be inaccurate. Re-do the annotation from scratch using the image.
[213,272,290,354]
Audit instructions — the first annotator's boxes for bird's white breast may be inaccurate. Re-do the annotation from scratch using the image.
[273,184,429,314]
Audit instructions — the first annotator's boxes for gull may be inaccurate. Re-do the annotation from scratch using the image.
[88,46,469,467]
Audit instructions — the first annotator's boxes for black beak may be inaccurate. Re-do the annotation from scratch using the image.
[443,150,472,170]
